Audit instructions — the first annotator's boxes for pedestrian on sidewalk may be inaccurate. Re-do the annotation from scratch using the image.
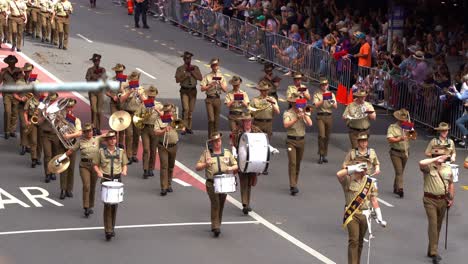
[134,0,149,29]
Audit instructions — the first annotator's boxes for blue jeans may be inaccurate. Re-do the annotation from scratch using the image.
[455,112,468,136]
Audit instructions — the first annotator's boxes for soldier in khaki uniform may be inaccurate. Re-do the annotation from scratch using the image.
[51,0,72,49]
[23,92,45,168]
[93,131,128,241]
[313,77,337,164]
[259,63,281,100]
[0,0,8,45]
[1,55,21,139]
[250,81,279,139]
[337,161,386,264]
[38,0,52,43]
[58,98,82,199]
[106,63,126,146]
[85,53,107,135]
[419,153,454,264]
[27,0,40,38]
[200,58,227,137]
[224,75,249,131]
[283,93,313,195]
[196,132,238,237]
[286,72,311,101]
[154,104,182,196]
[7,0,27,52]
[425,122,456,163]
[66,123,100,217]
[342,89,376,149]
[119,70,144,163]
[387,109,412,198]
[175,51,202,134]
[231,112,263,214]
[342,133,380,177]
[135,86,163,179]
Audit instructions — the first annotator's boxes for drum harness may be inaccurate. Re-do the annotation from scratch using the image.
[103,147,121,181]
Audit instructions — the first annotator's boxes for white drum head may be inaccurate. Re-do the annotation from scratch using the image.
[238,133,270,173]
[102,181,124,188]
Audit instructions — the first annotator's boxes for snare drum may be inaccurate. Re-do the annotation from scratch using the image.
[238,133,270,173]
[213,174,237,193]
[450,164,459,183]
[101,181,124,204]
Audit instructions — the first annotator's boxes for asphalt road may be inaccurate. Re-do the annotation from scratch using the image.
[0,2,467,264]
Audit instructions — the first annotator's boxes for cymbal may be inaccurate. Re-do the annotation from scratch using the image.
[48,154,70,174]
[109,110,131,131]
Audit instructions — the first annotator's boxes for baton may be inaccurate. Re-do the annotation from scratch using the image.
[445,207,449,249]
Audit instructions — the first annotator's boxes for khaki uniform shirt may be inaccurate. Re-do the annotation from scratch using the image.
[313,90,336,113]
[286,84,307,98]
[39,0,52,12]
[54,0,72,16]
[175,64,201,88]
[85,66,107,82]
[198,148,237,180]
[94,147,128,175]
[72,136,101,166]
[259,74,280,94]
[24,96,39,116]
[120,85,144,112]
[342,148,380,175]
[342,101,375,129]
[1,67,21,95]
[66,114,82,131]
[8,0,27,16]
[283,109,305,137]
[231,125,263,149]
[224,89,249,113]
[135,100,163,125]
[200,71,227,96]
[425,137,455,157]
[29,0,40,7]
[250,96,278,120]
[421,163,452,195]
[155,118,179,145]
[342,175,378,210]
[387,123,410,152]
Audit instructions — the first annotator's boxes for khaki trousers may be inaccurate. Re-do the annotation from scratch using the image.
[56,16,70,48]
[18,103,28,147]
[42,131,63,175]
[102,177,120,233]
[124,113,141,158]
[110,101,124,145]
[180,88,197,130]
[0,15,7,42]
[158,144,177,189]
[317,115,333,155]
[287,138,305,188]
[390,150,408,190]
[347,213,368,264]
[51,17,58,45]
[206,180,227,230]
[88,92,103,130]
[9,16,25,49]
[60,151,76,191]
[26,124,41,160]
[423,197,447,256]
[205,97,221,137]
[253,119,273,139]
[39,12,51,40]
[348,129,369,149]
[3,94,18,134]
[141,125,158,170]
[239,173,256,206]
[79,164,97,209]
[29,8,40,36]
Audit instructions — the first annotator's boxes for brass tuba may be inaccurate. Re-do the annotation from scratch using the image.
[42,98,78,149]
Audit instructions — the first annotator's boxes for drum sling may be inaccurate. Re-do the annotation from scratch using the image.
[342,176,374,229]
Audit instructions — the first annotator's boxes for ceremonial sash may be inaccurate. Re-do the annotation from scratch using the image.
[342,176,374,229]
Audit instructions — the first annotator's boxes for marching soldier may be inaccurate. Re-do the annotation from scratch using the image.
[283,93,313,195]
[342,133,380,176]
[387,109,412,198]
[38,0,53,43]
[313,77,337,164]
[27,0,41,38]
[195,132,238,237]
[106,63,126,146]
[0,0,8,46]
[200,58,227,137]
[336,160,386,264]
[259,63,282,100]
[85,53,107,135]
[154,104,182,196]
[175,51,202,135]
[231,112,263,214]
[342,89,376,149]
[135,85,163,179]
[58,98,82,199]
[250,81,279,139]
[286,72,311,101]
[66,123,100,217]
[52,0,72,49]
[425,122,456,163]
[23,92,45,168]
[119,70,144,164]
[7,0,27,52]
[1,55,21,139]
[38,92,62,183]
[419,153,454,264]
[93,131,128,241]
[224,75,249,131]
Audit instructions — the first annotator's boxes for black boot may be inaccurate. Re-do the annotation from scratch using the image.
[84,208,90,217]
[66,191,73,198]
[143,170,149,179]
[31,159,37,168]
[105,232,112,241]
[59,190,66,200]
[160,189,167,196]
[45,174,51,183]
[50,174,57,180]
[212,228,221,237]
[149,170,154,176]
[322,156,328,163]
[20,146,26,155]
[242,205,249,215]
[318,155,323,164]
[397,189,404,198]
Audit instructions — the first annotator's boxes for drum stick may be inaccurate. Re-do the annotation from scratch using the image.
[101,176,112,181]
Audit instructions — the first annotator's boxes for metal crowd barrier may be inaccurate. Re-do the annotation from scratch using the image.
[153,0,465,141]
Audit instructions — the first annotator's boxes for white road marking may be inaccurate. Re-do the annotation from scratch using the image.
[0,221,260,236]
[161,43,167,46]
[76,34,93,43]
[220,114,228,121]
[175,161,336,264]
[136,68,157,80]
[377,198,394,208]
[169,47,175,50]
[173,179,191,187]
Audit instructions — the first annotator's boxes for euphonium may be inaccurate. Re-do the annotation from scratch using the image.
[42,98,78,149]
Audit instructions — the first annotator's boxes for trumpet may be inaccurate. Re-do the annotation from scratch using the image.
[405,130,417,140]
[304,104,314,114]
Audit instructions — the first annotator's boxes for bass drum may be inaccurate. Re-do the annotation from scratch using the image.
[238,133,270,174]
